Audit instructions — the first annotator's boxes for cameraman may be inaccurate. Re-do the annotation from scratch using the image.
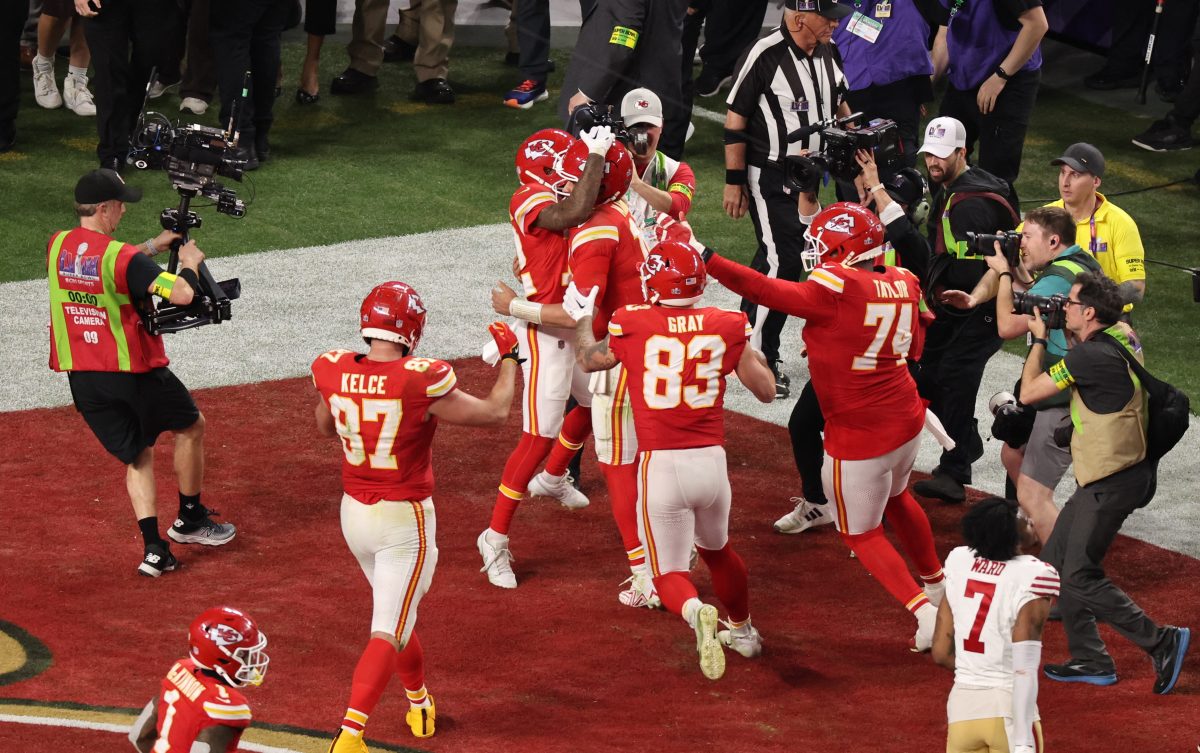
[48,168,236,578]
[855,149,931,284]
[619,87,697,233]
[940,206,1102,543]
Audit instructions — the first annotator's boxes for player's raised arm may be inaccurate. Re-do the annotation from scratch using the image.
[562,283,614,373]
[705,252,834,323]
[427,323,520,426]
[128,698,158,753]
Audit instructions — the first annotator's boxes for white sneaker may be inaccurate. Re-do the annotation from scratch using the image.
[718,619,763,658]
[910,602,937,653]
[32,57,62,109]
[477,530,517,589]
[617,569,661,609]
[923,578,946,608]
[773,497,834,534]
[148,78,177,99]
[180,97,208,115]
[63,74,96,116]
[694,604,725,680]
[527,471,589,510]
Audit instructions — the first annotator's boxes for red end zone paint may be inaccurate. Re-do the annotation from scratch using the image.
[2,360,1198,752]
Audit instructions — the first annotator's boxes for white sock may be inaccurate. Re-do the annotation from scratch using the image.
[682,597,703,628]
[68,65,88,79]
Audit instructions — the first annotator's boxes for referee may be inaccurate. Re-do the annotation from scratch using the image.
[722,0,851,398]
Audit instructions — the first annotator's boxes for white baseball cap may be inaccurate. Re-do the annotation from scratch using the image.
[917,116,967,159]
[620,88,663,127]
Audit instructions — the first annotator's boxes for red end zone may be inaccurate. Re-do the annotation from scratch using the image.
[1,359,1197,752]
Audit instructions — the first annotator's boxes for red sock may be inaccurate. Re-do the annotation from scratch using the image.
[601,461,643,564]
[843,526,928,613]
[651,571,698,617]
[394,632,425,692]
[884,490,944,583]
[698,543,750,623]
[543,406,592,476]
[489,433,555,535]
[341,637,397,734]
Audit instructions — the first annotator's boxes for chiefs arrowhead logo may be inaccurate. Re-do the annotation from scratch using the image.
[204,624,245,647]
[636,98,650,110]
[523,138,558,160]
[823,213,855,234]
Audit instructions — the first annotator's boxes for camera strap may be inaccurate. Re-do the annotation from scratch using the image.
[935,190,1020,258]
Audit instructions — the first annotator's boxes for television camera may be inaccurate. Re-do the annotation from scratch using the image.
[784,112,903,194]
[567,102,651,157]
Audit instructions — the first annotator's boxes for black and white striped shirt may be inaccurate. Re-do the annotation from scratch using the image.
[727,27,848,167]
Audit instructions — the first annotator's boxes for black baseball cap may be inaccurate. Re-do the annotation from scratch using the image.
[786,0,854,19]
[74,168,143,204]
[1050,143,1105,179]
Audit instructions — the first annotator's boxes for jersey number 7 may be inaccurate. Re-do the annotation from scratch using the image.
[962,578,997,654]
[328,395,403,469]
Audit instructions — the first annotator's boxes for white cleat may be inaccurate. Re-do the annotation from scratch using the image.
[694,604,725,680]
[477,530,517,589]
[923,579,946,608]
[527,471,589,510]
[32,57,62,109]
[180,96,209,115]
[63,74,96,116]
[911,602,938,653]
[718,619,763,659]
[617,569,661,609]
[773,497,834,534]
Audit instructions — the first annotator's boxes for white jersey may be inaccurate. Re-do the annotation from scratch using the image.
[943,546,1060,689]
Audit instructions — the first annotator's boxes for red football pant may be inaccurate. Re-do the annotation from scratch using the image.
[842,526,928,613]
[342,637,396,733]
[543,406,592,477]
[600,461,643,566]
[489,432,555,535]
[652,544,749,624]
[395,631,425,692]
[884,490,944,583]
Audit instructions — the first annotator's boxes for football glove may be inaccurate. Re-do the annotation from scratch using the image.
[562,282,599,322]
[580,125,615,157]
[488,322,524,363]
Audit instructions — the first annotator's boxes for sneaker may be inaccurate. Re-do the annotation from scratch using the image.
[148,78,178,99]
[180,97,208,115]
[477,530,517,589]
[922,578,946,608]
[1043,659,1119,686]
[912,471,966,504]
[63,74,96,116]
[167,508,236,546]
[773,497,833,534]
[770,361,790,399]
[694,68,732,98]
[910,602,937,653]
[694,604,725,680]
[527,471,590,510]
[503,79,548,109]
[405,696,435,738]
[618,569,661,609]
[1151,626,1190,695]
[1132,117,1194,152]
[718,619,763,658]
[138,542,178,577]
[327,729,369,753]
[32,57,62,109]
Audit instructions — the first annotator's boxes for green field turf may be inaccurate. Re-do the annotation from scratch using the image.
[2,38,1197,395]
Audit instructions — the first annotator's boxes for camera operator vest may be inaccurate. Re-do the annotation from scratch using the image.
[1029,247,1104,409]
[47,228,168,373]
[936,191,1021,259]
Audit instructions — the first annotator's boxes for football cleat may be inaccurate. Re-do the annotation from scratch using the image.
[910,602,937,653]
[694,604,725,680]
[773,497,834,534]
[138,542,177,577]
[406,696,436,738]
[168,508,236,546]
[618,569,661,609]
[527,471,589,510]
[477,530,517,589]
[717,619,763,659]
[327,729,370,753]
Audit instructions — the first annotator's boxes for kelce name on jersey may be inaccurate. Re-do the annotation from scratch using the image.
[667,314,705,333]
[341,373,389,395]
[872,279,912,299]
[970,558,1007,576]
[167,663,206,702]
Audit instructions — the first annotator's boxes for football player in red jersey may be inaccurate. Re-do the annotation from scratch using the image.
[704,203,946,651]
[130,606,268,753]
[477,125,613,589]
[569,241,775,679]
[312,282,519,750]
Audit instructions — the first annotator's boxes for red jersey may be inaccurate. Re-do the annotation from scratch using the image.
[510,184,569,304]
[608,304,751,451]
[708,257,926,460]
[311,350,458,504]
[568,200,649,337]
[154,659,251,753]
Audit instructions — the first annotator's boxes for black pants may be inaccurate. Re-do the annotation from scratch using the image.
[938,67,1039,207]
[1,0,26,142]
[1171,45,1200,127]
[845,75,932,171]
[742,163,806,365]
[1103,0,1199,86]
[83,0,182,163]
[916,311,1002,484]
[1040,461,1166,670]
[787,379,827,504]
[515,0,551,82]
[210,0,290,146]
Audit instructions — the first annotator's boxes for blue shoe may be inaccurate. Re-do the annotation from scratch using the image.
[1152,626,1190,695]
[503,79,548,110]
[1043,660,1118,686]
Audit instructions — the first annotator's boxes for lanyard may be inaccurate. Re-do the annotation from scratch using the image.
[1088,196,1104,252]
[949,0,966,18]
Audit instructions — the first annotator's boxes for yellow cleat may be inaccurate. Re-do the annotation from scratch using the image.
[327,729,370,753]
[406,696,436,738]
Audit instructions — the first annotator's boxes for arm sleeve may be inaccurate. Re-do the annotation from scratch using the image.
[570,0,648,101]
[424,360,458,398]
[706,255,835,323]
[126,252,166,302]
[885,220,932,285]
[1011,639,1042,749]
[666,161,696,219]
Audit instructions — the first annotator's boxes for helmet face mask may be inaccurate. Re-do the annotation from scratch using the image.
[189,607,270,688]
[360,281,427,352]
[639,241,706,306]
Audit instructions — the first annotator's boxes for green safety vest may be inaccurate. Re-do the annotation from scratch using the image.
[47,231,135,372]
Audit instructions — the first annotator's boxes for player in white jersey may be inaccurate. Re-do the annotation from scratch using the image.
[933,498,1059,753]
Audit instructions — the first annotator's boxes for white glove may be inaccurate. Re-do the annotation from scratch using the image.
[562,282,599,322]
[580,125,615,157]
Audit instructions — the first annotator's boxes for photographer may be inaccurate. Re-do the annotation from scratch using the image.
[855,148,931,284]
[48,169,236,578]
[940,207,1102,543]
[1018,272,1189,694]
[619,87,696,232]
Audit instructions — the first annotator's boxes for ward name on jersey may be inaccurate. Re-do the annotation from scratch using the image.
[510,184,570,304]
[568,200,650,337]
[155,659,251,752]
[311,350,458,504]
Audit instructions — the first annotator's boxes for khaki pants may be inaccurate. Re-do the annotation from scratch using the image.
[397,0,456,82]
[946,717,1043,753]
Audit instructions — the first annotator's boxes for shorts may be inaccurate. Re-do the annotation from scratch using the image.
[636,447,731,577]
[590,363,637,466]
[42,0,78,18]
[1019,407,1072,489]
[824,432,921,536]
[68,368,200,464]
[340,494,438,646]
[516,322,591,438]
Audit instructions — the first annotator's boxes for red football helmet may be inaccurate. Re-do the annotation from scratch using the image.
[189,607,269,688]
[596,143,633,205]
[640,240,706,306]
[360,281,427,351]
[801,202,887,272]
[515,128,576,198]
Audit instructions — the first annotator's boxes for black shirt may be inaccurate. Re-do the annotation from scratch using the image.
[1055,330,1141,414]
[126,252,163,303]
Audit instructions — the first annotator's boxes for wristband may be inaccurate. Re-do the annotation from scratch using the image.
[500,352,526,364]
[700,246,715,264]
[144,239,158,255]
[726,169,747,186]
[998,271,1013,281]
[869,184,885,194]
[509,298,544,325]
[1030,336,1047,348]
[995,65,1011,81]
[723,128,748,145]
[177,267,201,292]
